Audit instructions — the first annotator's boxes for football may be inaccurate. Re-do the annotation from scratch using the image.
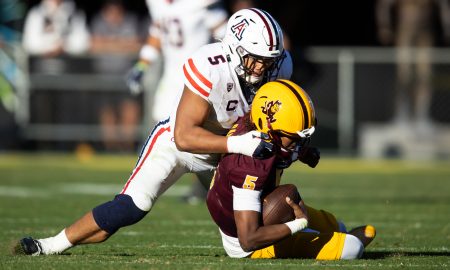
[262,184,301,226]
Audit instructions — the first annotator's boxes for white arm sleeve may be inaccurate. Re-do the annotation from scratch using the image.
[22,10,61,55]
[64,12,90,55]
[232,186,262,212]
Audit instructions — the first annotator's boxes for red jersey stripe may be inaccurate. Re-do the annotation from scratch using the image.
[121,125,171,194]
[183,64,210,98]
[188,58,212,89]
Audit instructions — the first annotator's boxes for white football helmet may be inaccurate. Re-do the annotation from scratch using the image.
[222,8,285,87]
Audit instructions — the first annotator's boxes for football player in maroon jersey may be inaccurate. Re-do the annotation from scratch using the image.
[207,80,376,259]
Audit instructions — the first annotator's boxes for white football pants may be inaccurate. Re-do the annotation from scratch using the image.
[120,118,216,211]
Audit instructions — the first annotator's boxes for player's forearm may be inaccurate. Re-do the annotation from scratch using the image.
[238,224,292,252]
[174,126,228,154]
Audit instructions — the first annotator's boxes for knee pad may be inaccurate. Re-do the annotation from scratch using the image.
[92,194,148,234]
[341,234,364,260]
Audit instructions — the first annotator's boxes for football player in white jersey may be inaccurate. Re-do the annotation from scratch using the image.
[127,0,228,122]
[127,0,228,202]
[16,8,294,256]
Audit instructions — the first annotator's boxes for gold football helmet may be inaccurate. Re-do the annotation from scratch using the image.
[251,79,316,140]
[250,79,316,168]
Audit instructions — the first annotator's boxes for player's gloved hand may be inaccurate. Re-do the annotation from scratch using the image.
[227,131,273,159]
[297,146,320,168]
[126,61,149,95]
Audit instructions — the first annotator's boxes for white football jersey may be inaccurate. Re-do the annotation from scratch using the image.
[176,42,293,136]
[145,0,228,121]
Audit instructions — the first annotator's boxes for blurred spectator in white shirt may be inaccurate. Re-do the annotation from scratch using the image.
[22,0,90,57]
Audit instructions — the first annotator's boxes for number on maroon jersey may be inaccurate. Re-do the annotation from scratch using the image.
[242,175,258,190]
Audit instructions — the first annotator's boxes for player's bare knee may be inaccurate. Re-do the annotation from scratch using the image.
[92,194,148,235]
[341,234,364,260]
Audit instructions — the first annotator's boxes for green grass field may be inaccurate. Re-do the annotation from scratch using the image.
[0,153,449,269]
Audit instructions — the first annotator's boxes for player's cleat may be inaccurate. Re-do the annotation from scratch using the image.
[348,225,376,248]
[14,237,43,256]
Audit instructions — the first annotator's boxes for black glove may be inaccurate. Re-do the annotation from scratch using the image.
[298,146,320,168]
[126,61,148,95]
[252,138,274,159]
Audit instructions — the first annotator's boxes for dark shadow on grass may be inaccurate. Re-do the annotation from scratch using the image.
[363,251,450,259]
[57,252,136,257]
[111,253,136,257]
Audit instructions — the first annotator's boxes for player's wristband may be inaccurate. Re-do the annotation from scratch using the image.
[285,218,308,235]
[227,135,241,154]
[227,135,254,156]
[139,44,159,63]
[227,131,263,156]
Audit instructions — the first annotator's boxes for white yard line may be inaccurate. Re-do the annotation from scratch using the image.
[0,184,190,197]
[0,186,49,198]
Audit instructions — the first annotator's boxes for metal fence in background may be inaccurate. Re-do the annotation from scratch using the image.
[306,47,450,159]
[1,44,449,158]
[308,47,450,159]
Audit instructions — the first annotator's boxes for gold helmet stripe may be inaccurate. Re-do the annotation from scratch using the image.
[275,80,310,130]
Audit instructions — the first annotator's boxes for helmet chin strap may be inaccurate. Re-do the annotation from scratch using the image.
[238,73,274,105]
[247,74,263,84]
[233,47,281,105]
[237,76,257,105]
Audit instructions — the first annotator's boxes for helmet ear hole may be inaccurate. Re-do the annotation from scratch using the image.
[258,118,263,130]
[237,46,246,55]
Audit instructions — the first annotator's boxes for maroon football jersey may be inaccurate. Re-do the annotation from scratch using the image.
[207,116,278,237]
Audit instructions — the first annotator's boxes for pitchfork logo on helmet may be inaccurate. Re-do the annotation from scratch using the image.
[261,100,282,124]
[251,79,316,139]
[231,19,249,41]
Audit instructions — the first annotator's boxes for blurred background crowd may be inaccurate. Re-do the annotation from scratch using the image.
[1,0,449,160]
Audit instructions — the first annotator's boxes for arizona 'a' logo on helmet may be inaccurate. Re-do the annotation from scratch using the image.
[223,8,285,85]
[231,19,249,41]
[251,79,316,139]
